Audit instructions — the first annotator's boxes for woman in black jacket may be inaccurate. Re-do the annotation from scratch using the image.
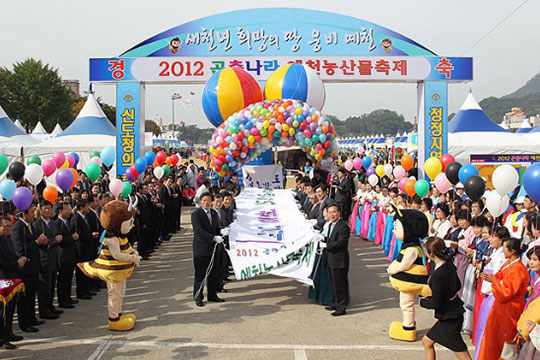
[420,237,471,360]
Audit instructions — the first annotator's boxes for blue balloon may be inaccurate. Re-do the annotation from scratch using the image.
[101,146,116,167]
[0,180,16,201]
[135,158,148,174]
[362,156,372,169]
[70,152,80,168]
[523,163,540,203]
[458,164,479,184]
[144,151,156,165]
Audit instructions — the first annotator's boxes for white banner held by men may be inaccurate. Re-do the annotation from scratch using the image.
[241,164,283,189]
[227,188,317,285]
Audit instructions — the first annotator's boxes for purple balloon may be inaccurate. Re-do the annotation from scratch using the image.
[309,122,318,132]
[12,187,33,211]
[125,169,135,182]
[56,169,74,192]
[366,168,376,177]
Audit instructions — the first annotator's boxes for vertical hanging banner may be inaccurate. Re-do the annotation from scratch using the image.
[228,188,318,285]
[116,82,142,176]
[424,81,448,160]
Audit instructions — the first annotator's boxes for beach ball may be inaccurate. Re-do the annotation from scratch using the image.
[202,67,263,127]
[264,63,325,111]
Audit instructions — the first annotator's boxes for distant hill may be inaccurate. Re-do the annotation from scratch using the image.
[479,71,540,123]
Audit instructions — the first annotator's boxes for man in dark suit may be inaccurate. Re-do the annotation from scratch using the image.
[0,216,26,347]
[191,192,224,307]
[221,192,234,227]
[301,182,314,214]
[332,168,351,221]
[32,201,62,320]
[136,184,152,260]
[314,184,333,230]
[54,202,79,308]
[212,193,230,292]
[319,202,350,316]
[71,199,94,300]
[87,195,104,291]
[159,178,174,239]
[307,194,320,220]
[11,203,47,332]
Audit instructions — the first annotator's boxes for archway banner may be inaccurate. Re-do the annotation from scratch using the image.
[90,56,472,83]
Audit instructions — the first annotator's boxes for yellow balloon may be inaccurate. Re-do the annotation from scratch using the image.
[424,157,442,179]
[60,160,69,169]
[376,164,385,178]
[248,135,255,143]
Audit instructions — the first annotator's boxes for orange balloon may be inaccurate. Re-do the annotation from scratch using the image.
[43,186,58,203]
[153,160,159,168]
[401,155,414,171]
[69,168,79,188]
[165,157,172,166]
[404,179,416,197]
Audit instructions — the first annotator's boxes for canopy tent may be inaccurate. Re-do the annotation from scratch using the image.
[25,94,117,171]
[500,122,510,131]
[0,104,39,146]
[515,119,532,134]
[31,120,53,141]
[13,118,24,131]
[449,92,540,163]
[51,123,63,136]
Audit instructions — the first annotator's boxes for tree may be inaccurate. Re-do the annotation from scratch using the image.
[176,124,214,144]
[0,58,73,132]
[328,109,414,137]
[145,120,161,136]
[71,95,117,126]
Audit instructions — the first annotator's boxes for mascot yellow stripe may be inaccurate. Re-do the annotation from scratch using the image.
[389,246,431,297]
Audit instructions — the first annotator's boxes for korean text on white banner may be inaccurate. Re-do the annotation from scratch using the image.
[241,164,283,189]
[227,188,318,285]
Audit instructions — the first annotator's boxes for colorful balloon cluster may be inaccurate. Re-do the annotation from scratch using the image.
[210,99,338,176]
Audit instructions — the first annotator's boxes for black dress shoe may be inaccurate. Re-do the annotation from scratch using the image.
[77,294,92,300]
[1,342,16,350]
[218,288,228,293]
[32,319,45,326]
[51,308,64,315]
[324,306,336,311]
[195,299,204,307]
[207,296,225,303]
[142,255,150,261]
[331,310,346,317]
[8,334,23,342]
[40,312,59,320]
[59,303,75,309]
[68,298,79,304]
[20,326,38,333]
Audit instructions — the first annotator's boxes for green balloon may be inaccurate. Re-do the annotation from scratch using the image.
[120,182,132,197]
[162,164,170,176]
[415,179,430,198]
[90,151,101,159]
[27,155,42,166]
[0,154,7,176]
[85,163,101,182]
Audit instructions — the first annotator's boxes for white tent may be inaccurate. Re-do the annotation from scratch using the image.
[13,118,24,131]
[31,120,53,141]
[0,104,39,147]
[448,92,540,163]
[515,119,532,134]
[25,94,116,170]
[51,123,63,136]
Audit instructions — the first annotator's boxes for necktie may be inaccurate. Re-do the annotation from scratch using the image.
[27,224,33,236]
[328,223,334,238]
[206,210,212,225]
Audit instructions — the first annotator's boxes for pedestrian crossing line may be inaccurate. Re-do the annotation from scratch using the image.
[87,337,112,360]
[24,337,475,352]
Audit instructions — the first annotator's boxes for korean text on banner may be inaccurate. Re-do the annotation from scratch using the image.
[242,164,283,189]
[227,188,318,285]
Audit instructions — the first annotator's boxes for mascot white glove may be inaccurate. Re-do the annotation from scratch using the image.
[131,254,142,266]
[213,236,224,244]
[309,219,318,227]
[220,227,230,236]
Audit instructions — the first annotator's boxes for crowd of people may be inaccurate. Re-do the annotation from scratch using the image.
[0,153,243,350]
[294,157,540,359]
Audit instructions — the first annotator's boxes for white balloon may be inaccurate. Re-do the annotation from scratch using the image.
[492,165,519,196]
[153,166,164,180]
[368,174,379,187]
[25,163,44,186]
[485,191,510,218]
[383,163,393,177]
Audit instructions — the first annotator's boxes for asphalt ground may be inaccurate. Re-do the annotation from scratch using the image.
[5,206,474,360]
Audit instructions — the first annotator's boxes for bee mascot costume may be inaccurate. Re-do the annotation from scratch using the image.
[387,206,431,341]
[78,198,142,331]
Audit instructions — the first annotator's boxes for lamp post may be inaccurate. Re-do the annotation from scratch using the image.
[171,93,180,139]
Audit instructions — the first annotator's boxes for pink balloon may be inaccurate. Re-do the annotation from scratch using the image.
[393,165,406,181]
[434,173,453,194]
[344,160,353,172]
[42,159,56,177]
[90,157,102,166]
[353,157,362,171]
[66,154,75,168]
[109,179,124,198]
[399,177,408,193]
[53,152,65,169]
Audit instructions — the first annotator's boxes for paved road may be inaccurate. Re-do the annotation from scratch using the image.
[8,207,473,359]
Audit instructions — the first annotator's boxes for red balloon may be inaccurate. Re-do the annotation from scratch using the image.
[129,165,139,178]
[155,151,167,165]
[170,154,179,166]
[440,154,455,172]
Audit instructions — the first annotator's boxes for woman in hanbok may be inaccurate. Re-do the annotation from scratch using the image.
[453,210,475,297]
[478,238,530,360]
[518,246,540,360]
[430,203,451,239]
[374,187,391,246]
[367,185,383,242]
[360,184,375,239]
[350,183,365,233]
